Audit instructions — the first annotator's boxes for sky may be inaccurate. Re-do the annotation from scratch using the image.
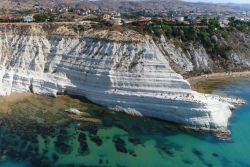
[185,0,250,4]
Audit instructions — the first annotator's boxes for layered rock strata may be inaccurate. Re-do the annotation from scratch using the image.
[0,24,244,132]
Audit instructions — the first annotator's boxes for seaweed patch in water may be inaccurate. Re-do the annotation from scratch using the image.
[128,138,141,146]
[78,132,89,155]
[192,148,213,167]
[89,135,103,146]
[183,159,193,165]
[212,153,219,158]
[112,137,128,154]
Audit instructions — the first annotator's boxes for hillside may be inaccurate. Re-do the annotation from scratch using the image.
[0,0,243,13]
[122,18,250,76]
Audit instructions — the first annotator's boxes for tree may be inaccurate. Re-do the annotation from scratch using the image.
[183,27,196,41]
[164,26,172,38]
[153,28,163,37]
[198,31,213,48]
[33,13,55,22]
[33,13,49,22]
[209,18,220,30]
[201,18,208,25]
[228,17,235,22]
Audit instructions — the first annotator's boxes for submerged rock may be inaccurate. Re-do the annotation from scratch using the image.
[78,133,89,155]
[113,137,128,154]
[128,138,141,146]
[89,135,103,146]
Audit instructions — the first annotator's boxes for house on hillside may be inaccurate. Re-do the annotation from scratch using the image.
[219,19,229,28]
[103,13,123,26]
[111,17,122,26]
[103,14,112,21]
[191,19,201,25]
[175,16,184,22]
[23,16,33,22]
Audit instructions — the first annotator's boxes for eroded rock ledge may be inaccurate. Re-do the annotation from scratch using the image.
[0,23,245,133]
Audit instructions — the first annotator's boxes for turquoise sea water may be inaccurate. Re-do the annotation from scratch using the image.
[0,78,250,167]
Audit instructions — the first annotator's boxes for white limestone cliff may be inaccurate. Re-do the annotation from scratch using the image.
[0,24,245,132]
[157,35,214,74]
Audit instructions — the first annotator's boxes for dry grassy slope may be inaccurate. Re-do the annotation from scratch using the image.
[0,23,145,42]
[0,0,51,10]
[0,0,79,10]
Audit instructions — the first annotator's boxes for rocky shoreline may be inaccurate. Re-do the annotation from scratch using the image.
[187,71,250,93]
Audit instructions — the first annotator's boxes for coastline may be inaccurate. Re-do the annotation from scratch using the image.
[187,71,250,93]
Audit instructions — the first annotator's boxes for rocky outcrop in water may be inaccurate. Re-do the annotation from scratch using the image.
[0,23,245,132]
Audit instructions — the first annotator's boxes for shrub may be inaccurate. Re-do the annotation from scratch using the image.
[33,13,49,22]
[33,13,54,22]
[163,26,172,37]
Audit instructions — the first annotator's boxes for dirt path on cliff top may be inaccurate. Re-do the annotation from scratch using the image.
[187,71,250,91]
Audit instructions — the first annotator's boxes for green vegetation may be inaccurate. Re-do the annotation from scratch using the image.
[127,17,248,59]
[228,17,250,33]
[91,16,113,30]
[33,13,55,22]
[0,17,23,23]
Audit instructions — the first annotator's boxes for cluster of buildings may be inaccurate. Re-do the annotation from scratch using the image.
[130,10,250,28]
[219,16,250,28]
[133,15,203,26]
[102,13,122,26]
[219,12,250,27]
[1,4,250,28]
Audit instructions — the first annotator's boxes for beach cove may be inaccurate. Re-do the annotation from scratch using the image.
[0,77,249,167]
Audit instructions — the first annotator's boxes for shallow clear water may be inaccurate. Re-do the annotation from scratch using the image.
[0,78,250,167]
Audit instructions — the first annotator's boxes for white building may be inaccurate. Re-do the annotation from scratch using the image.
[176,16,184,22]
[112,17,122,26]
[219,19,229,28]
[23,16,33,22]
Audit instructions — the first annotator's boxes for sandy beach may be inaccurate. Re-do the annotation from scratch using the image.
[187,71,250,92]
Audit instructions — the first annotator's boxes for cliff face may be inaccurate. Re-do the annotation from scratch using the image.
[157,35,214,74]
[0,24,244,132]
[157,34,250,76]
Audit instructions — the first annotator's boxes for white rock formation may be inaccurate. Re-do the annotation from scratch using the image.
[65,108,81,115]
[0,24,244,132]
[158,35,214,74]
[158,35,194,72]
[230,52,250,67]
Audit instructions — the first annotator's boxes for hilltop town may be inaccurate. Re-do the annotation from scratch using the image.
[0,0,250,25]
